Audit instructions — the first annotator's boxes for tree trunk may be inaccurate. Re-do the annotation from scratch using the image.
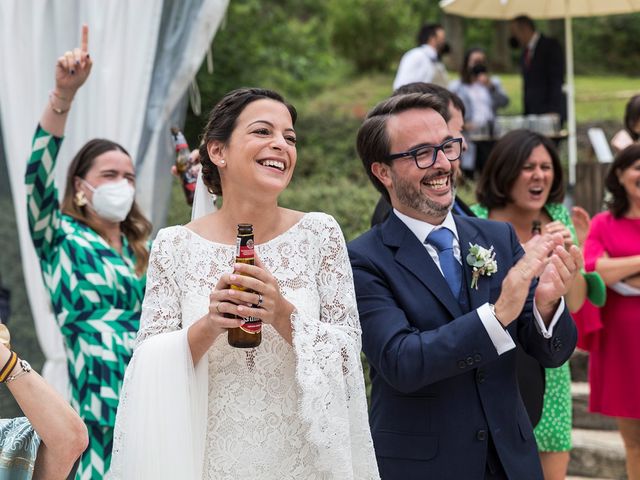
[492,20,513,72]
[442,14,464,76]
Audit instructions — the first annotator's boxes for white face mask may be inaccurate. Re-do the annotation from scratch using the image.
[83,179,135,223]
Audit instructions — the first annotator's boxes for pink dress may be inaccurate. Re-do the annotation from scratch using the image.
[584,211,640,418]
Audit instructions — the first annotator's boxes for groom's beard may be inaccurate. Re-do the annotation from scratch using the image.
[391,169,456,218]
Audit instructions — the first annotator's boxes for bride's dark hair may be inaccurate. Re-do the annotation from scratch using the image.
[199,88,297,196]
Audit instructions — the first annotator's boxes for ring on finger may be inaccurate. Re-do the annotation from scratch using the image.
[215,302,222,314]
[257,293,264,307]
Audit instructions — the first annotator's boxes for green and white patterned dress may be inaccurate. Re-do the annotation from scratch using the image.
[25,126,147,479]
[471,203,573,452]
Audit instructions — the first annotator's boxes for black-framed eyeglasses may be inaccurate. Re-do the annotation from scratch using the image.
[386,137,463,169]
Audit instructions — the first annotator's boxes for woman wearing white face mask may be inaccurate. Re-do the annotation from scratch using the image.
[25,25,151,479]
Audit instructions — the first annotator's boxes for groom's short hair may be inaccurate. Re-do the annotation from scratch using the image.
[356,93,449,202]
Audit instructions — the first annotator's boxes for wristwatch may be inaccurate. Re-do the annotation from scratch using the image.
[5,359,32,384]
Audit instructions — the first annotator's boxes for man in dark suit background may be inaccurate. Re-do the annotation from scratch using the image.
[510,15,566,123]
[348,93,580,479]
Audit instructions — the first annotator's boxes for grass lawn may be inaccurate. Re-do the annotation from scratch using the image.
[301,71,639,125]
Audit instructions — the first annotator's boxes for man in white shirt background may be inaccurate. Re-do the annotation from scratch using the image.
[393,23,449,90]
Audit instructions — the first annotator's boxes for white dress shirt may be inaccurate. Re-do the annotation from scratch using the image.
[393,45,448,90]
[393,209,565,355]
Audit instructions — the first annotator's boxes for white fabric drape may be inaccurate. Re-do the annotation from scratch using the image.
[134,0,228,226]
[0,0,227,396]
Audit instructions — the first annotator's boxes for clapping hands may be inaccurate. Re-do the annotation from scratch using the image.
[495,233,582,326]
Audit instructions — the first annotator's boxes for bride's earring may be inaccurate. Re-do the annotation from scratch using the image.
[74,190,88,207]
[219,159,225,165]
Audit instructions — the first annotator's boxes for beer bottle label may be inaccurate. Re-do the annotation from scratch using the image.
[235,237,254,260]
[239,316,261,334]
[234,230,261,335]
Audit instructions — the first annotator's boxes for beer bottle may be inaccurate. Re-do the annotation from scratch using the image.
[170,126,197,205]
[227,224,262,348]
[531,220,542,235]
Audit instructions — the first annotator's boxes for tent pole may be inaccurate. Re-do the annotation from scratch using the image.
[565,4,577,187]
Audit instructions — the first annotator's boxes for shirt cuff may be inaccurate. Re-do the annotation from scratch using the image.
[532,297,565,338]
[477,303,516,355]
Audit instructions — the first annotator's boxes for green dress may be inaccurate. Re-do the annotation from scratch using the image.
[470,203,572,452]
[25,126,147,478]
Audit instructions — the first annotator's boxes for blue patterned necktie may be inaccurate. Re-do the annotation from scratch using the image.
[426,227,462,299]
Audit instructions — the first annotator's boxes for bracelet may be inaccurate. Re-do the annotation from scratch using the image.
[49,91,72,115]
[5,359,32,384]
[51,89,72,102]
[0,351,18,383]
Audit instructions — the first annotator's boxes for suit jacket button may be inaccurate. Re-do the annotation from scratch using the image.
[476,430,487,441]
[474,353,482,363]
[476,370,485,384]
[466,356,474,366]
[458,360,466,369]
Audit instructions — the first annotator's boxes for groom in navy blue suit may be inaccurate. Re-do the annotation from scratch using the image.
[348,93,579,479]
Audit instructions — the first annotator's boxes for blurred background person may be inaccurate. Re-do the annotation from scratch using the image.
[584,144,640,480]
[393,23,449,90]
[449,47,509,177]
[0,318,87,479]
[510,15,566,124]
[472,129,605,480]
[611,94,640,154]
[25,26,151,478]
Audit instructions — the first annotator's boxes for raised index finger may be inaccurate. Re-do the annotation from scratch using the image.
[81,24,89,52]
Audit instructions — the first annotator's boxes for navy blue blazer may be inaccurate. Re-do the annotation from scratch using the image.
[348,213,577,480]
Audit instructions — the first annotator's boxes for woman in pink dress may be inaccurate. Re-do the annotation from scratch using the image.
[584,144,640,480]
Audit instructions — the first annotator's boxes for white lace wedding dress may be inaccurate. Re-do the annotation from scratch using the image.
[108,213,379,480]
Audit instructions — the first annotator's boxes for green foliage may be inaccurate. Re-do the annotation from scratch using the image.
[192,0,342,106]
[280,177,379,242]
[327,0,414,72]
[293,111,363,183]
[573,14,640,75]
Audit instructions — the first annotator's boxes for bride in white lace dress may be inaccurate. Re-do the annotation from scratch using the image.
[108,88,379,480]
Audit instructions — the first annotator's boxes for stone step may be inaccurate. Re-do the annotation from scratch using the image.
[569,428,626,479]
[572,382,618,431]
[570,349,589,383]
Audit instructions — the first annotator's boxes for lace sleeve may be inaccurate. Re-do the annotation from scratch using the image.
[291,215,379,480]
[136,228,183,346]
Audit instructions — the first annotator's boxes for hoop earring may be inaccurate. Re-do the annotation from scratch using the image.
[74,191,88,207]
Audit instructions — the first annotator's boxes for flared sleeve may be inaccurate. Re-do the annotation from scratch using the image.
[290,215,379,479]
[108,228,208,479]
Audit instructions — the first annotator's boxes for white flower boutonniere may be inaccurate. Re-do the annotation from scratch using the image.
[466,243,498,290]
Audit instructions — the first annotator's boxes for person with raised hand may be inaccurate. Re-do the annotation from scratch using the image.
[25,24,151,478]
